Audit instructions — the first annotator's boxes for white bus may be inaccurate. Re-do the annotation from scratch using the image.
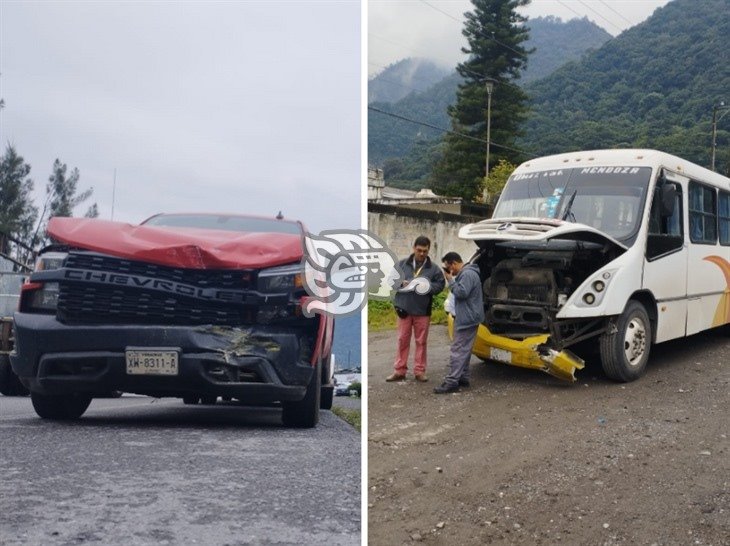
[456,149,730,382]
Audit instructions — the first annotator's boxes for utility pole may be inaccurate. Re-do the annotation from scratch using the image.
[483,78,496,203]
[711,101,729,172]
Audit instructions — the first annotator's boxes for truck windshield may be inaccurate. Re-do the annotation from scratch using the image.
[143,214,302,235]
[493,166,652,241]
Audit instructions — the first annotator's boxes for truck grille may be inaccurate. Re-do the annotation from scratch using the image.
[65,252,253,289]
[57,253,256,326]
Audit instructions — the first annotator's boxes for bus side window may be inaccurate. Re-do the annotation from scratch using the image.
[647,183,683,260]
[719,191,730,245]
[689,181,717,244]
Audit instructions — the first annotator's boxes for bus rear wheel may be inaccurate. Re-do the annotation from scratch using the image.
[600,300,651,382]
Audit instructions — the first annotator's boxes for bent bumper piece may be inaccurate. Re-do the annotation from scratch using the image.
[448,317,584,382]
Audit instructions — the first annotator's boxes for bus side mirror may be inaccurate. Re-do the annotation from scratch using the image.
[660,184,677,217]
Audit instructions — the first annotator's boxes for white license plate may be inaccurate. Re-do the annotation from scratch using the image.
[490,347,512,364]
[126,349,179,376]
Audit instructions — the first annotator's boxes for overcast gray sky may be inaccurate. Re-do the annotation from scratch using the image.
[369,0,673,76]
[1,1,361,233]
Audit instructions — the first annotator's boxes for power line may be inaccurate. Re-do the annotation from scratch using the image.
[575,0,624,33]
[555,0,584,20]
[596,0,634,27]
[368,105,537,158]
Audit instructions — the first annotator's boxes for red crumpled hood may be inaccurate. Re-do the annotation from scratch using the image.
[47,217,304,269]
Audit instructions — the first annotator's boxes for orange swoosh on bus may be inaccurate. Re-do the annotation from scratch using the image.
[703,255,730,326]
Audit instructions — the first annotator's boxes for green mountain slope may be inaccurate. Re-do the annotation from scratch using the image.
[368,58,451,104]
[521,0,730,173]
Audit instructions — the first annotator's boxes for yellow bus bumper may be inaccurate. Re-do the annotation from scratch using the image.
[447,316,584,382]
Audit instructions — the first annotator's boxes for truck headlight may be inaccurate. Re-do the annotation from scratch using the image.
[34,251,68,271]
[257,263,303,293]
[28,282,61,311]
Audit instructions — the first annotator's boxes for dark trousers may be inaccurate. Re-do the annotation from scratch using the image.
[445,325,479,386]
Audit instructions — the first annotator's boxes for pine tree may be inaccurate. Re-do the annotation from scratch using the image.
[46,159,92,218]
[0,145,37,258]
[35,159,97,246]
[431,0,531,201]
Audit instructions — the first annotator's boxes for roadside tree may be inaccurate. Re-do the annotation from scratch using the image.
[431,0,531,200]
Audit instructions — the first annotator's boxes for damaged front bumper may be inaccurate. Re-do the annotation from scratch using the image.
[448,316,584,382]
[11,312,317,402]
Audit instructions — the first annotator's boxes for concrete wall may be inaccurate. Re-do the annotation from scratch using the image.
[368,205,482,262]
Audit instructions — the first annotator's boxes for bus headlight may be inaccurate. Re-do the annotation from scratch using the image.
[576,269,617,308]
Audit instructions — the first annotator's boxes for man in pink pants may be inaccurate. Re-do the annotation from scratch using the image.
[386,236,445,382]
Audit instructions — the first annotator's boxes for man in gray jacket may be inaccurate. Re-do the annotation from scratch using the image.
[434,252,484,394]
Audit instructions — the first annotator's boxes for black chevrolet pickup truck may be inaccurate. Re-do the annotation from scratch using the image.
[10,213,334,427]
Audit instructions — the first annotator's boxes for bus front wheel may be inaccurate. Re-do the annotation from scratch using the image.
[599,300,651,382]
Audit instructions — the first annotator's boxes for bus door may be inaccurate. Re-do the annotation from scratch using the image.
[686,180,730,334]
[643,172,687,342]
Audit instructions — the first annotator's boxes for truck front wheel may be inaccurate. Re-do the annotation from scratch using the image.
[0,355,29,396]
[599,300,652,382]
[31,392,93,420]
[282,360,321,428]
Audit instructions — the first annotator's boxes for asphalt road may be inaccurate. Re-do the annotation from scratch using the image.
[0,396,360,545]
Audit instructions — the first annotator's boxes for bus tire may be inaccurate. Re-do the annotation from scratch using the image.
[600,300,651,382]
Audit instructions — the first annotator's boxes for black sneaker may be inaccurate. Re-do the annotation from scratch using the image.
[458,379,470,388]
[433,382,459,394]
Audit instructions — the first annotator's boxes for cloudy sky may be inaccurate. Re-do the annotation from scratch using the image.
[369,0,673,76]
[1,1,361,234]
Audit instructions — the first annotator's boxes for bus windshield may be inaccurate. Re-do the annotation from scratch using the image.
[493,166,652,242]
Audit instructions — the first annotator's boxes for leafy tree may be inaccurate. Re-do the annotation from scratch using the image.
[431,0,532,201]
[0,145,37,259]
[482,158,516,202]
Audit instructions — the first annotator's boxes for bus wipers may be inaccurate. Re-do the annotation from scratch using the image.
[561,190,577,222]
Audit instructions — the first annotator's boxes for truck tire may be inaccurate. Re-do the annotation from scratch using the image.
[0,354,29,396]
[600,300,651,382]
[282,360,321,428]
[320,385,334,410]
[320,355,334,410]
[30,392,93,420]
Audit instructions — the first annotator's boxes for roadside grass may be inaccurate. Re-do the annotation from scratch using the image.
[331,406,361,431]
[368,291,449,331]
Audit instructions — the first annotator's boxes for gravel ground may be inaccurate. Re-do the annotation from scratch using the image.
[368,325,729,545]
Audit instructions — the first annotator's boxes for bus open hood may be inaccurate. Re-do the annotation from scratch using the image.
[458,218,628,251]
[47,217,303,270]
